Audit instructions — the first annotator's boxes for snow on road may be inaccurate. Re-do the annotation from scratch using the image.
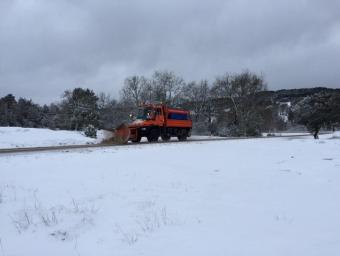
[0,135,340,255]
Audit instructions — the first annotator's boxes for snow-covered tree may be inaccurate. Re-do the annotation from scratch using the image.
[291,92,340,139]
[59,88,99,130]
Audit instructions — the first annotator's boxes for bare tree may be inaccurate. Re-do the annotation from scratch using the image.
[121,76,147,107]
[183,80,210,120]
[211,71,267,136]
[140,78,153,103]
[182,80,213,134]
[151,70,185,106]
[97,93,119,129]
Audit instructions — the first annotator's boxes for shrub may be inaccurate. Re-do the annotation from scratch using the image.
[83,125,97,138]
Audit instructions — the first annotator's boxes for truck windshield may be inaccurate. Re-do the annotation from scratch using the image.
[137,108,155,120]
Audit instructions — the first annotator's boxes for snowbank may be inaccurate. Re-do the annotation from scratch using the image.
[332,131,340,138]
[263,131,340,140]
[0,127,224,149]
[0,127,102,148]
[1,136,339,255]
[262,132,310,136]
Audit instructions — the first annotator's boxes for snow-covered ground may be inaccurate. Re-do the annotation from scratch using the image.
[0,134,339,255]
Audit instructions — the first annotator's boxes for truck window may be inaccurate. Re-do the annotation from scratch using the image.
[137,108,155,120]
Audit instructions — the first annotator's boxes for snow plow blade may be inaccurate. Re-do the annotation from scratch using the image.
[114,123,130,144]
[102,123,130,144]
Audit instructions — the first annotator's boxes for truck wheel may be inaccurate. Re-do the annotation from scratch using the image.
[177,135,187,141]
[177,129,188,141]
[147,129,159,142]
[161,134,171,141]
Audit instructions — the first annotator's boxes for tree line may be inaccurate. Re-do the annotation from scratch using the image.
[1,70,339,138]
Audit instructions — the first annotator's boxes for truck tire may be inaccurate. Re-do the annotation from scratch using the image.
[161,134,171,141]
[177,129,188,141]
[147,129,159,142]
[178,135,187,141]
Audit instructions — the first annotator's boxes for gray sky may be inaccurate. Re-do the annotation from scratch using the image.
[1,0,340,104]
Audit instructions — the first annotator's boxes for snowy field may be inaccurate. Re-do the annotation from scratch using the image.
[0,133,340,255]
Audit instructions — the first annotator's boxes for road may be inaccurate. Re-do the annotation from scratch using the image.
[0,134,318,155]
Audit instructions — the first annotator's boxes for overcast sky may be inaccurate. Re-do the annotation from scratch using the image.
[0,0,339,104]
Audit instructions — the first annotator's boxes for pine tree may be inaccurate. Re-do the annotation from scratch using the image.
[59,88,99,130]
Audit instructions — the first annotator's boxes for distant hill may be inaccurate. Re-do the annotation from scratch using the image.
[270,87,340,103]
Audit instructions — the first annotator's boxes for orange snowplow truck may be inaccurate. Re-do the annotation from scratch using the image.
[129,103,192,142]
